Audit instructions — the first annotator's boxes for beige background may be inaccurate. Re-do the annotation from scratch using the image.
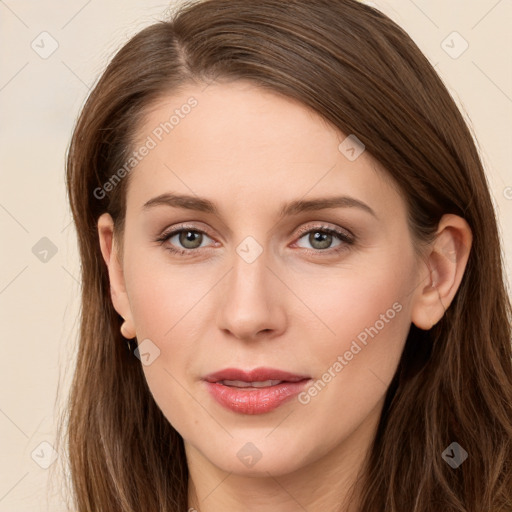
[0,0,511,510]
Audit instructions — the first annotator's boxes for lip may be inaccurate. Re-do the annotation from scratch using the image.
[204,367,309,384]
[203,367,311,415]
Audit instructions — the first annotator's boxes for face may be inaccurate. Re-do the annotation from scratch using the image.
[101,80,430,477]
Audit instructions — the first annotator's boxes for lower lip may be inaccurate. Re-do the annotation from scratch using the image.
[204,379,310,414]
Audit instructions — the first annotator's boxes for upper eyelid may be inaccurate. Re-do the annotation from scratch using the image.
[295,222,353,238]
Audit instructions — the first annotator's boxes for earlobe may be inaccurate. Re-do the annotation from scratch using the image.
[411,214,472,330]
[97,213,136,339]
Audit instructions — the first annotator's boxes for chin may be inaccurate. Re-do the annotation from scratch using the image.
[199,437,315,477]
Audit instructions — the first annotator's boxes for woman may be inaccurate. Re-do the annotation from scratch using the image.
[61,0,512,510]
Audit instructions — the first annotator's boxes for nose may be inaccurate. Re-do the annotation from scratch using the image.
[216,246,287,342]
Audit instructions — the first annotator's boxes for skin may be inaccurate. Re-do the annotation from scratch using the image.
[98,80,472,511]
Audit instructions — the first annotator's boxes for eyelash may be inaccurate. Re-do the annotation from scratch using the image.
[155,223,355,257]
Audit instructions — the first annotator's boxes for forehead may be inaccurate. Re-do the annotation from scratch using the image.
[126,80,403,222]
[135,80,338,161]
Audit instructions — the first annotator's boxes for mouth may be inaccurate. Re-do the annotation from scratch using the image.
[217,379,289,388]
[203,367,311,414]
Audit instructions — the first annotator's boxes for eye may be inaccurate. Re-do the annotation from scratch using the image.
[155,223,355,257]
[293,224,354,254]
[155,226,215,255]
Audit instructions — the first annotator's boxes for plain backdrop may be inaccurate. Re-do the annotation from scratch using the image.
[0,0,511,510]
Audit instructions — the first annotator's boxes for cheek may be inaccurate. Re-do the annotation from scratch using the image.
[294,257,416,427]
[140,361,205,443]
[122,255,219,434]
[299,254,414,354]
[125,266,206,436]
[124,250,210,340]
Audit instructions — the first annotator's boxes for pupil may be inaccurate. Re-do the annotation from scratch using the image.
[181,230,201,248]
[311,231,331,249]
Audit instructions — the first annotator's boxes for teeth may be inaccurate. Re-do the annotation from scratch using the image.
[221,379,283,388]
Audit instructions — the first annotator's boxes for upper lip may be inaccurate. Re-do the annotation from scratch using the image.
[204,367,310,383]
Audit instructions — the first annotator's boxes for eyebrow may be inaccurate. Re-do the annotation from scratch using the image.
[142,193,377,218]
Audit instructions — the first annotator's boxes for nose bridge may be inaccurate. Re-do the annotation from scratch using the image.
[230,234,274,306]
[216,232,286,339]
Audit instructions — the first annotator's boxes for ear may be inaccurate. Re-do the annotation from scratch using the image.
[411,214,472,330]
[97,213,136,338]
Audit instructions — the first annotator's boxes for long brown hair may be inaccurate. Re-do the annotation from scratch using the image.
[60,0,512,510]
